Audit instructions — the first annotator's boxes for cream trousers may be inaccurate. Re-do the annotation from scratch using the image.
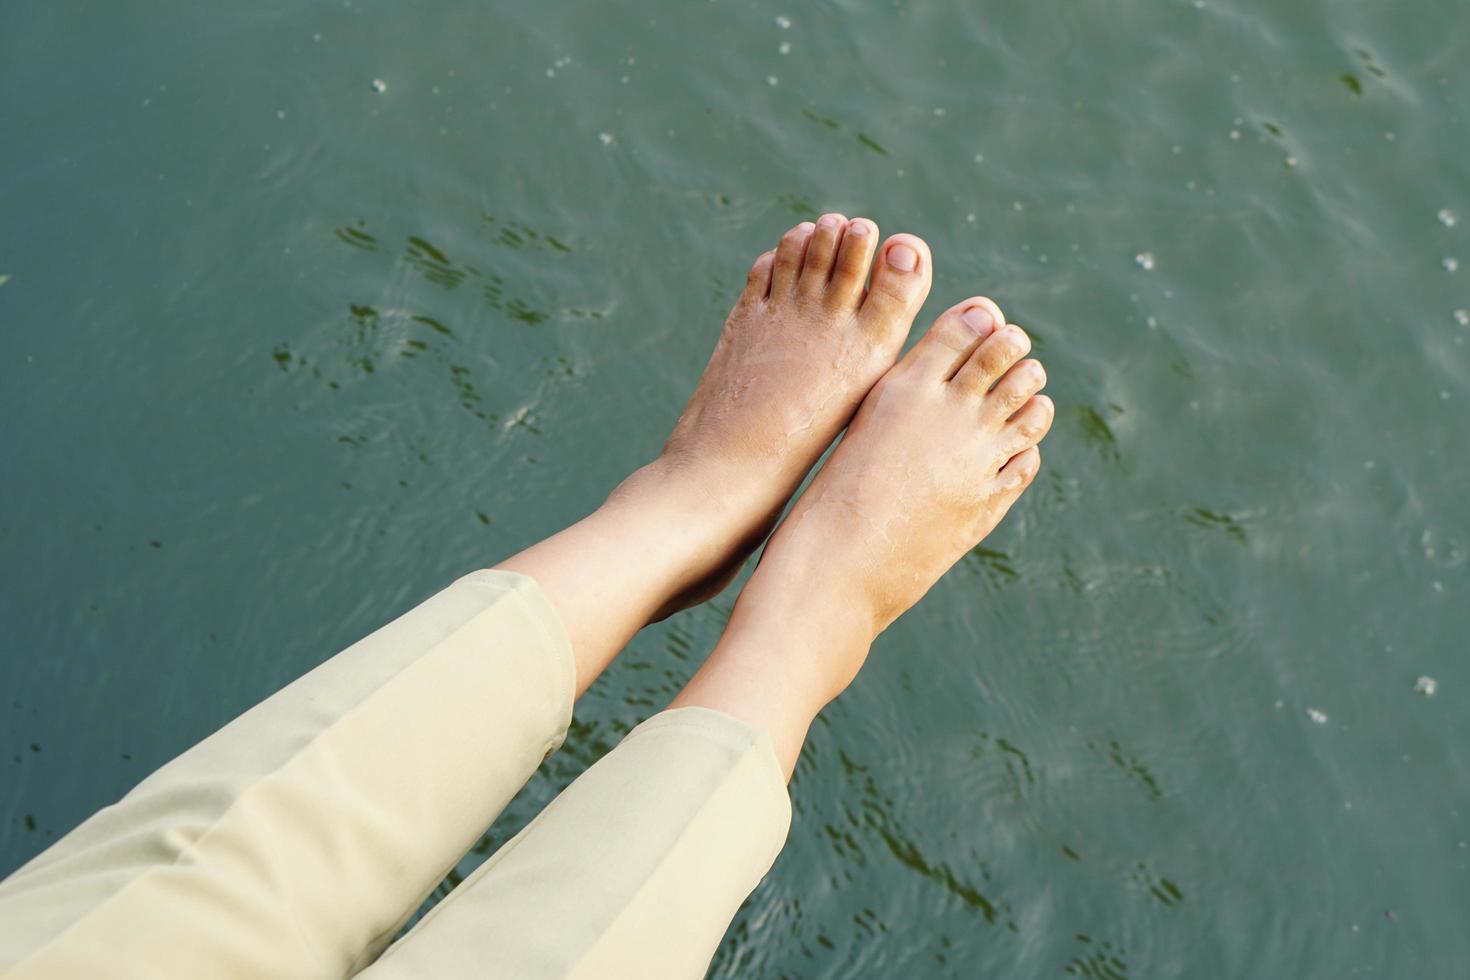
[0,570,791,979]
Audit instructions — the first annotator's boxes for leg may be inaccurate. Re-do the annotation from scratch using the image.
[0,219,933,978]
[358,298,1052,979]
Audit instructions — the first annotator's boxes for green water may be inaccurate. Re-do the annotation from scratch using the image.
[3,1,1467,976]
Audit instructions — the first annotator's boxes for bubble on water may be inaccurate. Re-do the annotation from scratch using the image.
[1285,155,1298,168]
[546,68,555,78]
[1172,144,1183,154]
[934,107,946,116]
[1442,391,1451,400]
[370,78,387,94]
[775,15,792,28]
[1445,257,1460,272]
[312,32,322,42]
[1415,676,1438,697]
[1440,209,1459,228]
[1229,129,1240,140]
[598,132,614,145]
[1385,131,1396,141]
[974,153,984,163]
[766,75,778,87]
[1454,309,1469,326]
[1013,201,1024,211]
[778,41,791,55]
[275,109,286,119]
[1363,460,1375,469]
[1306,707,1328,724]
[966,213,976,222]
[1135,251,1156,271]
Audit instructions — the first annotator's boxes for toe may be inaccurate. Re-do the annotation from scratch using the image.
[984,358,1047,421]
[900,296,1006,380]
[1001,395,1055,455]
[828,217,879,306]
[951,324,1032,396]
[998,445,1042,492]
[744,249,776,300]
[770,221,816,299]
[798,213,848,294]
[860,234,933,331]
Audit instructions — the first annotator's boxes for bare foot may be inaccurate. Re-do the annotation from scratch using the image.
[618,215,934,614]
[672,296,1053,771]
[499,218,932,693]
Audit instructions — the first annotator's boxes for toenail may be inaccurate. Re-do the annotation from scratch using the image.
[887,244,919,272]
[847,220,870,237]
[818,215,841,229]
[960,307,993,336]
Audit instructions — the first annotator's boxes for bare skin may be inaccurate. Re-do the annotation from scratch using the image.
[499,216,934,695]
[672,296,1054,776]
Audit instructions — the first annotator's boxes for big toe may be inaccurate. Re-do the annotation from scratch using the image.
[859,233,933,342]
[899,296,1006,380]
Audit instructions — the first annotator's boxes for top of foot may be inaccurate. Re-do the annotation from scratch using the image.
[731,294,1054,698]
[632,216,935,609]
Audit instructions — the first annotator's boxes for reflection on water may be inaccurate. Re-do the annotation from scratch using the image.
[2,0,1468,976]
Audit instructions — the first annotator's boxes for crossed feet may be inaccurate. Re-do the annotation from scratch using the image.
[501,215,1052,776]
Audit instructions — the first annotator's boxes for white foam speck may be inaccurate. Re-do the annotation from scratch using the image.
[966,213,976,222]
[1385,131,1396,141]
[776,15,792,28]
[934,107,946,117]
[1439,208,1458,228]
[276,109,286,119]
[766,75,778,87]
[778,41,791,55]
[312,33,322,42]
[1445,257,1460,272]
[1415,676,1438,696]
[1285,155,1298,168]
[1013,201,1024,212]
[1307,708,1328,724]
[974,153,984,163]
[371,78,388,94]
[1453,309,1469,326]
[1135,251,1156,271]
[598,132,614,145]
[1229,129,1240,141]
[1442,391,1451,400]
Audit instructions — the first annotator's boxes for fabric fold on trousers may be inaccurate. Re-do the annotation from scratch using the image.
[0,570,575,980]
[359,706,792,980]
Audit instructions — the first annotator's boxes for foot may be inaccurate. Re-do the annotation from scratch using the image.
[497,218,932,695]
[617,215,934,615]
[672,297,1053,771]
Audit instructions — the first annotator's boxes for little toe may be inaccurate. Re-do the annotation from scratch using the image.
[743,249,776,301]
[984,358,1047,422]
[997,445,1043,493]
[828,218,879,306]
[900,296,1006,381]
[799,213,848,294]
[859,234,933,331]
[951,324,1032,396]
[1001,395,1055,456]
[770,221,816,299]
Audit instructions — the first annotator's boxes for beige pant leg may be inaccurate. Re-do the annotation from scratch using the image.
[358,707,791,980]
[0,570,575,980]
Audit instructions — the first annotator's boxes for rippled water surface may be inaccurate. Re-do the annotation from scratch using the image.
[3,1,1468,976]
